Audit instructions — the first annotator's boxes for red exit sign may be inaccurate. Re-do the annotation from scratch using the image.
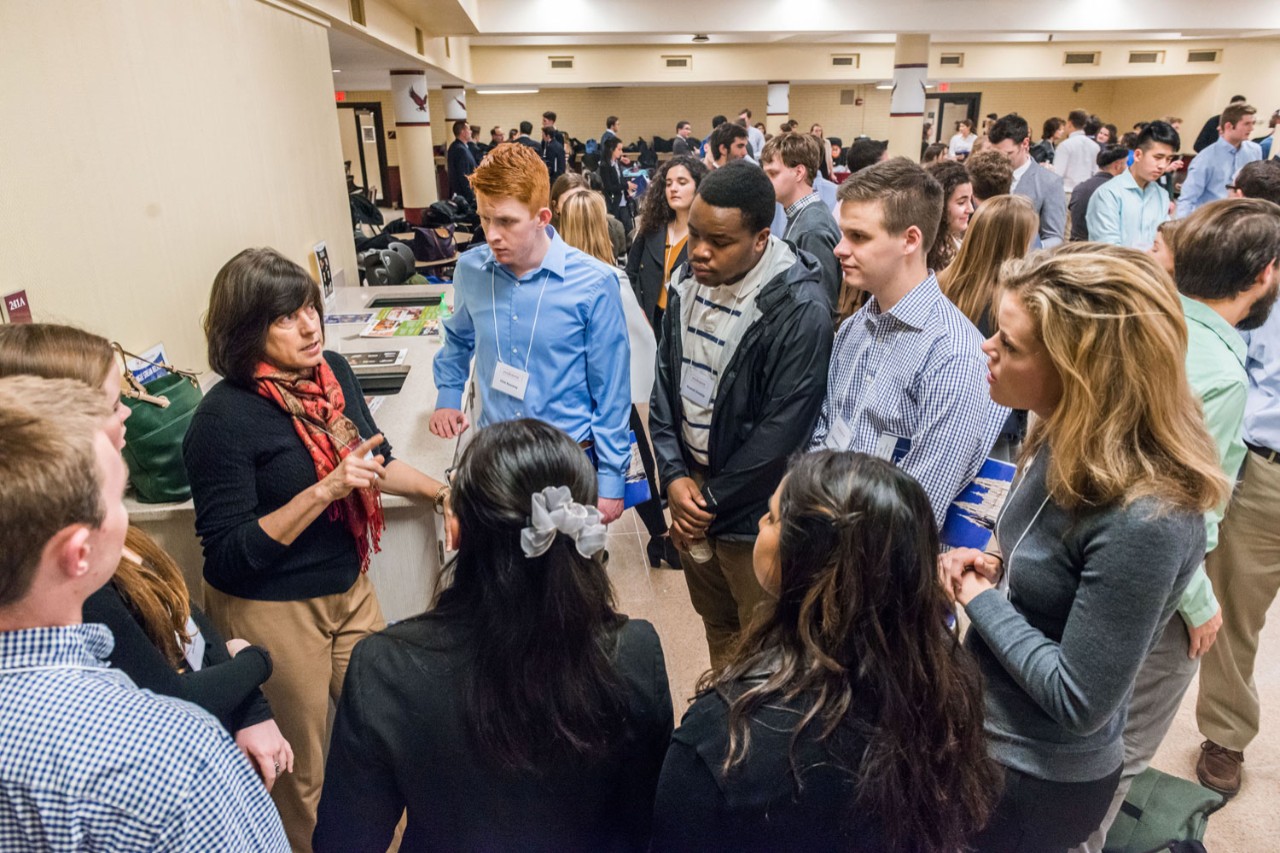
[335,91,347,102]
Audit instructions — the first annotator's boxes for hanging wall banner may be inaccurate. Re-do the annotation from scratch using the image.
[390,70,431,126]
[767,82,790,116]
[889,64,928,117]
[442,86,467,121]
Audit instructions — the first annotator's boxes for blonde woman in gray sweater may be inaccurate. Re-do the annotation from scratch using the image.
[942,249,1229,852]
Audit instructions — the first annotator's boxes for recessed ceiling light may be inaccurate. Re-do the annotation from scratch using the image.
[476,88,540,95]
[875,81,894,90]
[332,69,341,73]
[692,34,710,43]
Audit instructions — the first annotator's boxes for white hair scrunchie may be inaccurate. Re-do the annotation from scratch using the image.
[520,486,608,559]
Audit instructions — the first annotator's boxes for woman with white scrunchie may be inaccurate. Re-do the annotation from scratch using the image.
[314,419,673,852]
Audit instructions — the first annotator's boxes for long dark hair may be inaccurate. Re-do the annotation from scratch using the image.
[710,452,1000,852]
[434,419,629,771]
[638,155,707,235]
[924,160,971,273]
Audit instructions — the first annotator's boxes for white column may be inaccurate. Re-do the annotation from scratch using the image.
[887,35,930,161]
[766,81,790,135]
[390,69,438,223]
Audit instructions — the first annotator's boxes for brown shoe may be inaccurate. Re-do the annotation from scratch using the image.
[1197,740,1244,797]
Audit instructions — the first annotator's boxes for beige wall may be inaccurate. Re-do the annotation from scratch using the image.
[0,0,355,372]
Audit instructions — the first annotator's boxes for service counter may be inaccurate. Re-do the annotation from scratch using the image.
[125,283,460,623]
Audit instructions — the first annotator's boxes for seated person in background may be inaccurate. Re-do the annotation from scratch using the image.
[314,420,673,852]
[1068,146,1130,242]
[761,132,842,306]
[0,376,287,851]
[651,451,1000,852]
[945,250,1227,852]
[0,322,292,788]
[965,148,1014,207]
[923,159,973,273]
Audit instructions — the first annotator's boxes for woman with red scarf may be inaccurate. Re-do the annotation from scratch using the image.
[185,248,445,852]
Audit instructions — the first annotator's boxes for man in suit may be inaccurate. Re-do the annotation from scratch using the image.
[599,136,635,235]
[541,126,566,185]
[989,113,1067,248]
[514,121,542,155]
[541,111,565,148]
[601,115,620,148]
[673,121,695,157]
[447,120,478,204]
[761,131,840,308]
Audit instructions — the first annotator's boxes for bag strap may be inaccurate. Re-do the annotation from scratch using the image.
[111,342,197,408]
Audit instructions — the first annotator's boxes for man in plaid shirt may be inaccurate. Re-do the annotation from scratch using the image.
[0,376,286,852]
[811,159,1006,526]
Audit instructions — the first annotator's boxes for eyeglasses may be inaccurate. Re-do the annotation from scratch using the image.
[1225,184,1238,191]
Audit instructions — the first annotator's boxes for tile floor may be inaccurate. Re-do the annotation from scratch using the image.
[606,508,1279,851]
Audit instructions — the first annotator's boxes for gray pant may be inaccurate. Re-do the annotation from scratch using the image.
[1074,615,1199,853]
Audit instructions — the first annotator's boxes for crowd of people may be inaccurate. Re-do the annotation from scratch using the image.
[2,93,1280,853]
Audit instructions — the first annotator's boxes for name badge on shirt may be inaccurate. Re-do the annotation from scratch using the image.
[874,433,912,464]
[492,362,530,401]
[681,366,716,407]
[826,417,854,451]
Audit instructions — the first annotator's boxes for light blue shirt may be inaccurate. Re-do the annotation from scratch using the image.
[1176,136,1263,217]
[1242,301,1280,453]
[814,174,840,214]
[434,228,632,498]
[1086,168,1170,250]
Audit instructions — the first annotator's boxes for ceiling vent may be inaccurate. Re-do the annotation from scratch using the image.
[1064,51,1100,66]
[840,89,856,105]
[548,55,574,70]
[1187,49,1221,63]
[831,54,860,68]
[663,55,692,69]
[939,52,964,67]
[1128,50,1164,64]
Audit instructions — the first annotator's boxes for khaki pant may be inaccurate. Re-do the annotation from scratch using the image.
[203,574,385,853]
[1198,450,1280,752]
[681,538,770,670]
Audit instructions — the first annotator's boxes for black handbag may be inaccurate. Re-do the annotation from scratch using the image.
[113,343,202,503]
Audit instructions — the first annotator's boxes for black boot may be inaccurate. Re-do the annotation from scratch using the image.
[646,535,683,570]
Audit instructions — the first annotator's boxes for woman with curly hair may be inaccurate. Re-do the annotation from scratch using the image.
[626,155,708,330]
[923,159,973,273]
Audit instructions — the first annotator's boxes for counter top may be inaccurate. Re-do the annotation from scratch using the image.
[125,283,460,520]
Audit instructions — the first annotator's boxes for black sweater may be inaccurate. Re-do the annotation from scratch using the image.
[82,581,273,732]
[183,351,393,601]
[652,686,886,852]
[313,615,673,853]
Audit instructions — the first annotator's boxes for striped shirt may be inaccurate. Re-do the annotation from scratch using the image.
[0,624,288,852]
[784,191,824,221]
[810,274,1007,526]
[680,238,796,465]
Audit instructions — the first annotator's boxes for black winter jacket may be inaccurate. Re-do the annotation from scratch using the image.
[649,248,833,538]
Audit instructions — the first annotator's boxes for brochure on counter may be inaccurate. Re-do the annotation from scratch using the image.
[359,305,451,338]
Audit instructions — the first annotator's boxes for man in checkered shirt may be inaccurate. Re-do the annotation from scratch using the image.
[811,158,1007,527]
[0,376,287,852]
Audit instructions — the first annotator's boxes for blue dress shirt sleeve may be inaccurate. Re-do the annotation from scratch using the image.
[1086,183,1124,246]
[434,270,477,411]
[585,271,632,499]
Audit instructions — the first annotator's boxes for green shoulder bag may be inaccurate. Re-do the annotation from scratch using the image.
[114,343,202,504]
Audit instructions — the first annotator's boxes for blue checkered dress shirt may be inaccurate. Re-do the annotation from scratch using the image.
[0,624,287,851]
[810,274,1008,526]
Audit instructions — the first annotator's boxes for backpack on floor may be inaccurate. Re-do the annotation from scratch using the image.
[1102,768,1226,853]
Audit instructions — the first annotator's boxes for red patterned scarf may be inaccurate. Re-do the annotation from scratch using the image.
[254,359,384,571]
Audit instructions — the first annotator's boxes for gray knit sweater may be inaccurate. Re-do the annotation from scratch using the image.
[964,453,1205,783]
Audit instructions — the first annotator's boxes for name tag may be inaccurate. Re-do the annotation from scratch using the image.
[825,417,854,451]
[681,366,716,407]
[874,432,912,464]
[491,362,530,400]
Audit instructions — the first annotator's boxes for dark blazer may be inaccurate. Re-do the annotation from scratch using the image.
[650,250,834,538]
[313,615,673,853]
[515,136,543,156]
[599,159,629,215]
[446,139,476,203]
[672,136,694,157]
[784,202,842,309]
[542,137,566,183]
[652,685,886,852]
[626,226,686,322]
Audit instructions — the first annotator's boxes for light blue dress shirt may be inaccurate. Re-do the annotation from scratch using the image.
[1086,168,1170,250]
[1176,136,1263,217]
[1242,301,1280,453]
[434,228,632,498]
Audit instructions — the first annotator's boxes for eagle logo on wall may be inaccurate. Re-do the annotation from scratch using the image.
[409,86,428,112]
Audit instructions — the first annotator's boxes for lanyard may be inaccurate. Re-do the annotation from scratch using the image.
[994,454,1051,594]
[491,266,551,373]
